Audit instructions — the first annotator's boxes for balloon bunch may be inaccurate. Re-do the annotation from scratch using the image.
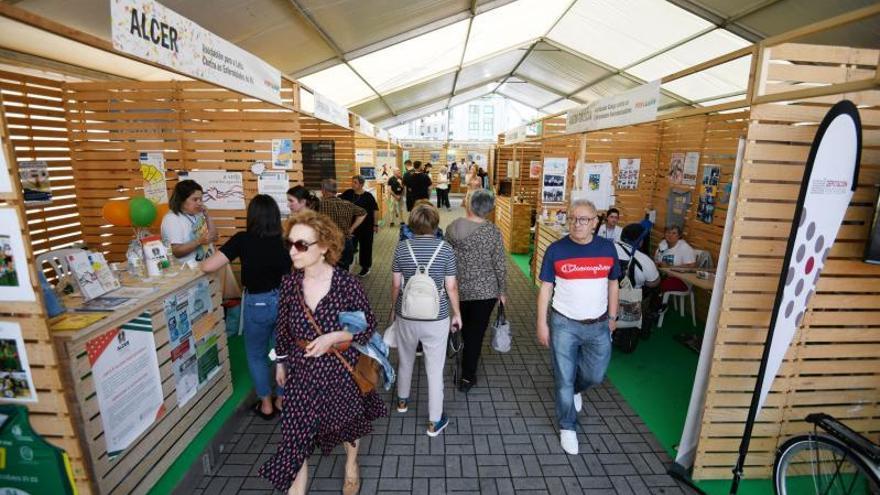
[101,197,170,229]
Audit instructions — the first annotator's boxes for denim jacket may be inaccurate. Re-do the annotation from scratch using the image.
[339,311,396,391]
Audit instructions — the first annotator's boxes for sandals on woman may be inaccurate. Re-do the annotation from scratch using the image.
[343,463,360,495]
[252,401,276,420]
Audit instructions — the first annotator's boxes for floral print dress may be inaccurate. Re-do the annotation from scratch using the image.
[258,267,387,491]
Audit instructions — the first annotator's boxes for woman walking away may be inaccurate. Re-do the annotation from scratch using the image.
[391,203,462,436]
[201,195,291,418]
[446,189,507,392]
[259,210,386,495]
[436,165,451,210]
[286,185,319,214]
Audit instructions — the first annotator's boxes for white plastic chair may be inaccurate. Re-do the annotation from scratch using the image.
[658,281,696,328]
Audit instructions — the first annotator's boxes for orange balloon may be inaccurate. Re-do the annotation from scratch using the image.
[151,203,170,229]
[102,200,131,227]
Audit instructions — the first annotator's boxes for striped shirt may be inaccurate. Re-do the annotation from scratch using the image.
[392,237,456,320]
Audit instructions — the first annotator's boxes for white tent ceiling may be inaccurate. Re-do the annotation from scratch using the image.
[9,0,879,130]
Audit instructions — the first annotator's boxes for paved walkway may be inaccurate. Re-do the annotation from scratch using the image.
[185,197,692,494]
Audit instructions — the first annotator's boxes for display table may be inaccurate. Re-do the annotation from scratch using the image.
[659,267,715,291]
[51,269,230,495]
[495,196,533,254]
[532,222,566,286]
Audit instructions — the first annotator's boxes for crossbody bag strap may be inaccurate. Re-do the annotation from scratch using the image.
[297,283,358,376]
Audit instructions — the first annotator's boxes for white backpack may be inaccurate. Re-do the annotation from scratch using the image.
[401,240,445,320]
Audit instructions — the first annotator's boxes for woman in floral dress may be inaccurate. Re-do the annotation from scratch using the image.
[259,210,386,495]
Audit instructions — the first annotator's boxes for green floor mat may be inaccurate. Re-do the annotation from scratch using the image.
[511,249,533,279]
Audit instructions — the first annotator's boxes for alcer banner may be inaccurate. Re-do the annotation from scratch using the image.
[566,80,660,134]
[111,0,282,105]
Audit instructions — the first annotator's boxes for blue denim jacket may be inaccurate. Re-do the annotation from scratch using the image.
[339,311,396,390]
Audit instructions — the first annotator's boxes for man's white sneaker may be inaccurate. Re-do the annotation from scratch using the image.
[574,393,582,413]
[560,430,579,455]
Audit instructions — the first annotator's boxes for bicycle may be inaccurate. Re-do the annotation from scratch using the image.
[773,413,880,494]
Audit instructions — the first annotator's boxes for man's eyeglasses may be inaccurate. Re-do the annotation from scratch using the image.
[290,239,318,252]
[569,216,596,226]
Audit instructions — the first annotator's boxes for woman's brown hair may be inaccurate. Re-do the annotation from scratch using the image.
[284,210,344,266]
[408,203,440,235]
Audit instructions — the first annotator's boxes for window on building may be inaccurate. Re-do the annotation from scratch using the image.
[484,106,494,115]
[469,105,479,115]
[483,121,493,133]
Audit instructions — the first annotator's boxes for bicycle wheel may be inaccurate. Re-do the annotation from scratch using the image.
[774,434,880,495]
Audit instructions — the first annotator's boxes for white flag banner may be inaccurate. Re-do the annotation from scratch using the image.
[111,0,281,105]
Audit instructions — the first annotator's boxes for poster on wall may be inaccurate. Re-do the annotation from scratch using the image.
[430,152,440,163]
[188,278,212,324]
[682,152,700,186]
[666,189,692,228]
[196,334,221,385]
[19,161,52,205]
[469,152,487,171]
[359,167,376,181]
[446,152,455,164]
[271,139,294,170]
[355,148,374,166]
[86,313,165,457]
[506,161,520,179]
[529,160,542,179]
[171,337,198,408]
[697,165,721,224]
[617,158,641,190]
[0,321,37,403]
[542,157,568,204]
[183,171,245,210]
[111,0,282,105]
[582,162,614,211]
[257,171,290,215]
[0,208,35,302]
[667,153,685,185]
[0,143,11,194]
[164,290,193,349]
[139,152,167,204]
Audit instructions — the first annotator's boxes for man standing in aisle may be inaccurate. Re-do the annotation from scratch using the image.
[403,159,415,211]
[318,178,367,271]
[536,199,620,455]
[387,167,404,227]
[405,161,432,207]
[340,175,379,277]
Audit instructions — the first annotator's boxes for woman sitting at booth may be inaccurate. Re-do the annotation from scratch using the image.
[200,195,291,420]
[161,179,218,264]
[654,224,696,292]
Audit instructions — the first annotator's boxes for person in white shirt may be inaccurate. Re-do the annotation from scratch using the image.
[616,224,660,289]
[161,180,218,264]
[597,208,622,242]
[654,225,696,292]
[436,165,451,210]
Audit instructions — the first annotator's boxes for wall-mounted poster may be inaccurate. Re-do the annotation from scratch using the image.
[617,158,641,190]
[86,313,165,457]
[446,152,456,164]
[668,153,684,185]
[257,171,290,215]
[683,152,700,186]
[469,152,487,171]
[430,151,440,163]
[272,139,294,170]
[0,321,37,403]
[506,161,520,179]
[542,157,568,204]
[140,152,168,204]
[359,166,376,180]
[0,208,35,302]
[582,162,614,211]
[697,165,721,224]
[19,161,51,205]
[666,189,692,228]
[529,160,542,179]
[355,148,374,166]
[183,171,245,210]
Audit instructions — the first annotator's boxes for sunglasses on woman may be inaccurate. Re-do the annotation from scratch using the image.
[290,239,318,252]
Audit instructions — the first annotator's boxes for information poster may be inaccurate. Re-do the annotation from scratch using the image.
[469,152,488,171]
[139,152,167,204]
[257,171,290,215]
[582,162,614,210]
[0,208,35,302]
[617,158,641,190]
[271,139,294,170]
[0,321,37,403]
[19,161,51,205]
[188,278,212,324]
[529,160,542,179]
[355,148,374,166]
[376,149,397,171]
[430,152,440,163]
[666,189,692,228]
[683,152,700,186]
[183,170,245,210]
[164,290,192,349]
[446,152,456,164]
[542,157,568,204]
[86,313,164,457]
[698,165,721,224]
[171,338,198,407]
[668,153,685,185]
[506,161,520,179]
[196,334,221,385]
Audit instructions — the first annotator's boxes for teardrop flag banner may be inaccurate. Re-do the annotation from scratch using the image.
[730,100,862,494]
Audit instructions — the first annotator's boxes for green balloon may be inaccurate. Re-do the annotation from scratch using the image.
[129,197,157,227]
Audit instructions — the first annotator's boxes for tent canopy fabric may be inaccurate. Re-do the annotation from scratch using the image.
[10,0,879,129]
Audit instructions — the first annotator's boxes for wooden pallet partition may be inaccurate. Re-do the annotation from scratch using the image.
[693,44,880,480]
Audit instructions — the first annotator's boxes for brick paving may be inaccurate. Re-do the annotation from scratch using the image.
[184,196,693,494]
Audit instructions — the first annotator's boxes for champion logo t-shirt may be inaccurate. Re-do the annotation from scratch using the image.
[540,235,621,320]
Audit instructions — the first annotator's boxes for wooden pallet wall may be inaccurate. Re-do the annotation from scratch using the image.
[0,69,84,257]
[64,80,303,262]
[537,134,582,216]
[693,43,880,480]
[299,115,354,185]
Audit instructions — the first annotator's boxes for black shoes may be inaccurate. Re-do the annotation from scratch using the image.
[458,378,474,393]
[358,268,371,277]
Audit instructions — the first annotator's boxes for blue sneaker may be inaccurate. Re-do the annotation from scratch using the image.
[426,414,449,437]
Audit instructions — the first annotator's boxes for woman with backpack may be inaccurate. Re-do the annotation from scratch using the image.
[390,203,462,437]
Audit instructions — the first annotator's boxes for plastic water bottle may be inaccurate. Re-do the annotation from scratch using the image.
[126,240,146,278]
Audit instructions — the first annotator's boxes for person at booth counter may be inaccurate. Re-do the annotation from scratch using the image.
[597,208,623,242]
[200,195,291,419]
[654,224,697,292]
[161,179,217,264]
[286,185,319,214]
[340,175,379,277]
[260,210,385,495]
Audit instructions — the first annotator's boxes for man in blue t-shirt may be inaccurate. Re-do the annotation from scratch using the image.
[537,199,620,455]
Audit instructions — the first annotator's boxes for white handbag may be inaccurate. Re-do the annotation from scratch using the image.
[490,302,512,353]
[383,321,398,348]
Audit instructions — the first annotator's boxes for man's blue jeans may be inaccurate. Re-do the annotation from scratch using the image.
[243,289,282,399]
[549,310,612,431]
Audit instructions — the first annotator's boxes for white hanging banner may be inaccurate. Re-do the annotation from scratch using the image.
[313,92,350,128]
[754,101,861,415]
[358,117,375,137]
[566,80,660,134]
[505,125,527,144]
[111,0,282,105]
